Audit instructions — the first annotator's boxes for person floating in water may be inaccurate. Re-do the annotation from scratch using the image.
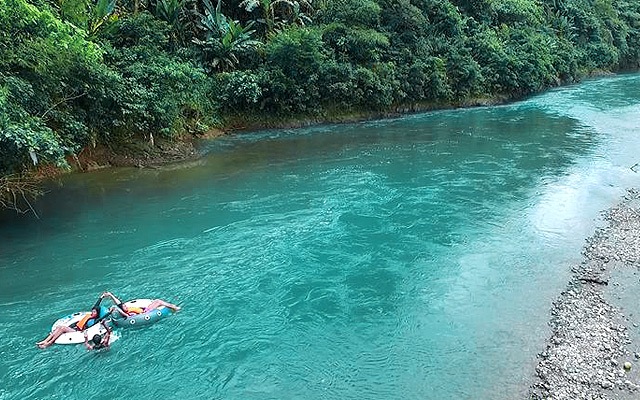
[101,291,181,318]
[36,299,109,349]
[84,320,112,350]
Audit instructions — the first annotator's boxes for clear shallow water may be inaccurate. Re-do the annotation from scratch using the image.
[1,73,640,399]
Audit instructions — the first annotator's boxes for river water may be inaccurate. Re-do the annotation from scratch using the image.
[1,73,640,400]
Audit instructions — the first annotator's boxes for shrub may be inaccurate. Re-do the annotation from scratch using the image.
[322,23,389,65]
[0,0,105,173]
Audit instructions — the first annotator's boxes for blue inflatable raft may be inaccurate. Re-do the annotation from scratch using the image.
[111,299,172,328]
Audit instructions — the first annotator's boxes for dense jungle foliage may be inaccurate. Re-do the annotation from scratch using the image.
[1,0,640,209]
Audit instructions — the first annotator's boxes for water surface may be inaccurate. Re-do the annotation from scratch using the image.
[1,73,640,399]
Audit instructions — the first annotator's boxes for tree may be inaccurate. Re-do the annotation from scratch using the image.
[239,0,313,36]
[0,0,106,174]
[58,0,118,37]
[193,0,261,71]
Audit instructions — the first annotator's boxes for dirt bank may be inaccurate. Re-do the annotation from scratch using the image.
[65,129,225,173]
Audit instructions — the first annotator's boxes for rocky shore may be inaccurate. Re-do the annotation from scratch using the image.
[530,189,640,399]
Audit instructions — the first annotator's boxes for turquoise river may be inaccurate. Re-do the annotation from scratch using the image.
[1,73,640,400]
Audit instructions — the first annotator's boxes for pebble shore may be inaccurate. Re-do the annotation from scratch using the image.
[530,189,640,399]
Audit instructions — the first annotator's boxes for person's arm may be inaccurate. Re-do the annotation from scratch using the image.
[109,305,128,318]
[100,320,112,348]
[100,320,111,332]
[102,291,123,306]
[83,331,93,350]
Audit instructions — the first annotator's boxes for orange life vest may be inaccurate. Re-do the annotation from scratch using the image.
[76,312,94,331]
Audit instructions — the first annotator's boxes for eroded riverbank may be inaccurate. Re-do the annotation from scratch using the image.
[530,189,640,399]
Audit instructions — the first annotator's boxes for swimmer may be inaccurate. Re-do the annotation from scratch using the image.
[84,321,112,350]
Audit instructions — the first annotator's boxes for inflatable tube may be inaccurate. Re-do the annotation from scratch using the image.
[111,299,172,328]
[52,312,109,345]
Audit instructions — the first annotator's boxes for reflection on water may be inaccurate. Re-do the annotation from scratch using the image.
[1,73,640,400]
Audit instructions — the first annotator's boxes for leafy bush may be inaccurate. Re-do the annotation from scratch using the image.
[444,42,484,99]
[265,26,328,81]
[317,61,359,110]
[353,63,397,109]
[380,0,429,47]
[0,0,106,173]
[318,0,382,28]
[488,0,543,25]
[322,23,389,65]
[469,26,557,94]
[422,0,465,38]
[102,45,215,139]
[0,80,68,173]
[400,57,452,103]
[99,11,173,50]
[215,70,263,112]
[94,12,217,140]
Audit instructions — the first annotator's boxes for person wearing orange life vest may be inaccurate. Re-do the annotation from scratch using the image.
[36,301,109,349]
[101,291,181,318]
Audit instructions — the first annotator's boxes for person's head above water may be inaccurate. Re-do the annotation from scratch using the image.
[91,334,102,346]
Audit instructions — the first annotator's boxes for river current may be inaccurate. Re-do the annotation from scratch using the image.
[1,73,640,399]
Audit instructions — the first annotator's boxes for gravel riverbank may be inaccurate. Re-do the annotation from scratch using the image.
[530,189,640,399]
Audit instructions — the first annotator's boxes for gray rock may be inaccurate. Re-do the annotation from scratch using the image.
[529,190,640,400]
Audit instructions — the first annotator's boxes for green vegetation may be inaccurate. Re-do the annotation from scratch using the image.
[1,0,640,210]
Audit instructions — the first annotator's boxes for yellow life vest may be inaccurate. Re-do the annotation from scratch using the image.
[127,306,145,315]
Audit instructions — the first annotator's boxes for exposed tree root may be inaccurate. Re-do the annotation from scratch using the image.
[0,174,43,218]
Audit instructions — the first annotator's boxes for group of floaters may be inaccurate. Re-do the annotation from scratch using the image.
[36,291,181,350]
